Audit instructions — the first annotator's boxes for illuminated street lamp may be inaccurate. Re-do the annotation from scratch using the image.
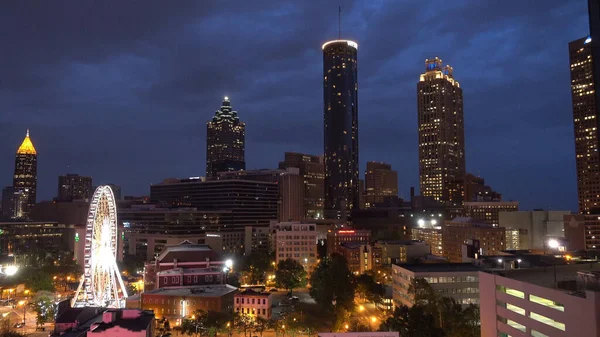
[370,316,377,331]
[4,265,18,276]
[548,239,560,250]
[417,219,425,227]
[359,305,364,312]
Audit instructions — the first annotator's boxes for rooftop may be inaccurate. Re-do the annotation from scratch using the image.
[144,284,238,298]
[488,262,600,291]
[157,267,223,276]
[156,241,221,263]
[235,289,271,297]
[376,240,427,246]
[16,129,36,155]
[89,310,154,333]
[394,263,481,273]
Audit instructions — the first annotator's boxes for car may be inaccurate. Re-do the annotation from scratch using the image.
[13,322,24,328]
[269,288,278,292]
[289,296,299,301]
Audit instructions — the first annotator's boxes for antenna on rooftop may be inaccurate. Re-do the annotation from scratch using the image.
[338,6,341,38]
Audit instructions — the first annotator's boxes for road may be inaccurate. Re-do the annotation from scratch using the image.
[0,302,51,335]
[270,289,315,320]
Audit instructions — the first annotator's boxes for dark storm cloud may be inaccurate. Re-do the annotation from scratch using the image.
[0,0,588,210]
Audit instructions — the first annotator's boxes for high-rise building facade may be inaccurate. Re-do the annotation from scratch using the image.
[463,201,519,227]
[364,162,398,208]
[323,40,359,219]
[206,97,245,178]
[417,58,465,205]
[58,174,93,201]
[278,152,325,219]
[271,222,318,273]
[464,173,502,202]
[13,130,37,219]
[569,37,600,214]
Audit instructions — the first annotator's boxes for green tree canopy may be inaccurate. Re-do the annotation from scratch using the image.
[354,273,385,304]
[308,254,355,312]
[275,259,307,295]
[379,305,445,337]
[30,291,56,327]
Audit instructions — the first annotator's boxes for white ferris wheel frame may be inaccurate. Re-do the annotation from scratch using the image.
[73,185,128,308]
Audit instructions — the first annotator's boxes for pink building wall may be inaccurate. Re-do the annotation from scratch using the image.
[479,271,600,337]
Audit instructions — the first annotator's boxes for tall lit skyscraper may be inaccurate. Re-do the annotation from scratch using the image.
[569,36,600,214]
[417,57,465,205]
[206,96,245,178]
[323,40,359,219]
[278,152,325,219]
[364,162,398,208]
[58,174,93,201]
[13,129,37,219]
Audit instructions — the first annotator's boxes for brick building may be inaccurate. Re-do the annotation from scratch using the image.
[234,289,272,320]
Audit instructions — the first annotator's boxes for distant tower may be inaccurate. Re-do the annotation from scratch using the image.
[322,40,359,219]
[13,129,37,219]
[206,97,246,177]
[417,58,465,205]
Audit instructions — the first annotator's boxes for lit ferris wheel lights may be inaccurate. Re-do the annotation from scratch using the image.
[73,185,128,308]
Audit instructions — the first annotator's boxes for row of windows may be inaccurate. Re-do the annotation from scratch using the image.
[236,297,267,305]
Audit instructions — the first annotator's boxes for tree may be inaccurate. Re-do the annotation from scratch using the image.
[379,305,444,337]
[275,259,307,295]
[233,312,253,337]
[240,251,274,285]
[0,317,25,337]
[354,274,385,304]
[309,254,355,312]
[30,291,56,327]
[253,317,270,337]
[23,269,55,292]
[227,273,241,287]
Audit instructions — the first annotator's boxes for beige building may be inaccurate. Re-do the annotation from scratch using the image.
[417,57,465,205]
[234,289,272,320]
[569,36,600,215]
[442,218,505,263]
[364,162,398,208]
[278,152,325,220]
[392,263,480,308]
[480,263,600,337]
[411,227,442,256]
[499,210,570,250]
[463,201,519,227]
[374,240,431,264]
[271,222,317,273]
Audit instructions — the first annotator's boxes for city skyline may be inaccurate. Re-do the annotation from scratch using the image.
[0,1,589,211]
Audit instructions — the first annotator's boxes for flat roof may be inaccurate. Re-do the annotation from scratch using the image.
[394,263,481,273]
[144,284,237,298]
[157,267,222,276]
[487,262,600,290]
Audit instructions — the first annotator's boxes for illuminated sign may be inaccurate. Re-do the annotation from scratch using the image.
[206,234,220,238]
[75,233,79,242]
[338,230,355,234]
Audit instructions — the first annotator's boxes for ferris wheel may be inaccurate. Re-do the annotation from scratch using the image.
[73,185,128,308]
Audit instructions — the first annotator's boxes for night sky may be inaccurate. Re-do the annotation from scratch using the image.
[0,1,590,211]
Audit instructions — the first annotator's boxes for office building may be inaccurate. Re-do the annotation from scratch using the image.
[58,174,93,201]
[322,39,359,219]
[244,225,271,255]
[1,187,14,220]
[338,243,382,275]
[392,263,480,308]
[499,210,570,250]
[569,36,600,214]
[326,228,371,256]
[417,57,465,205]
[563,214,600,251]
[411,227,443,256]
[234,289,272,320]
[278,152,325,219]
[374,240,431,265]
[138,285,237,326]
[271,221,317,273]
[217,168,304,222]
[12,130,37,219]
[463,201,519,227]
[105,183,122,200]
[442,218,506,263]
[364,162,398,208]
[480,263,600,337]
[464,173,502,202]
[150,178,278,227]
[206,96,245,177]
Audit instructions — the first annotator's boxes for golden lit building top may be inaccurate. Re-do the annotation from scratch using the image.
[17,129,36,155]
[419,57,460,87]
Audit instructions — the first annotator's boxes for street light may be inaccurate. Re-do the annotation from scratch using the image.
[370,316,377,331]
[4,265,18,276]
[18,300,26,325]
[359,305,364,312]
[548,239,560,250]
[417,219,425,227]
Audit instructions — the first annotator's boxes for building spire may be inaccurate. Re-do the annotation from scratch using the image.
[26,129,29,137]
[17,129,36,155]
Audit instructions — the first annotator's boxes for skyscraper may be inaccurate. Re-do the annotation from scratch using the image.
[323,40,359,219]
[278,152,324,219]
[58,174,93,202]
[569,36,600,214]
[364,162,398,208]
[417,57,465,205]
[13,129,37,219]
[206,96,245,178]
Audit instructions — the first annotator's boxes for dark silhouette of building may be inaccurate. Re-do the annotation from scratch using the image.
[417,58,465,206]
[323,40,359,219]
[463,173,502,202]
[588,0,600,150]
[58,174,93,201]
[105,184,121,200]
[278,152,324,219]
[365,162,398,208]
[206,96,245,178]
[12,130,37,219]
[1,187,14,220]
[569,36,600,214]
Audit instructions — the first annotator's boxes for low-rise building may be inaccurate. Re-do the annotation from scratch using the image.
[374,240,430,264]
[463,201,519,227]
[442,217,505,263]
[479,263,600,337]
[392,263,480,308]
[499,210,570,250]
[234,289,272,319]
[327,229,371,256]
[563,214,600,251]
[271,221,317,273]
[138,285,237,326]
[337,243,383,275]
[87,309,155,337]
[411,227,443,256]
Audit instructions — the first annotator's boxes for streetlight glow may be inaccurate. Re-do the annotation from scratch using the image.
[417,219,425,227]
[431,219,437,225]
[225,259,233,268]
[548,239,560,249]
[4,265,18,276]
